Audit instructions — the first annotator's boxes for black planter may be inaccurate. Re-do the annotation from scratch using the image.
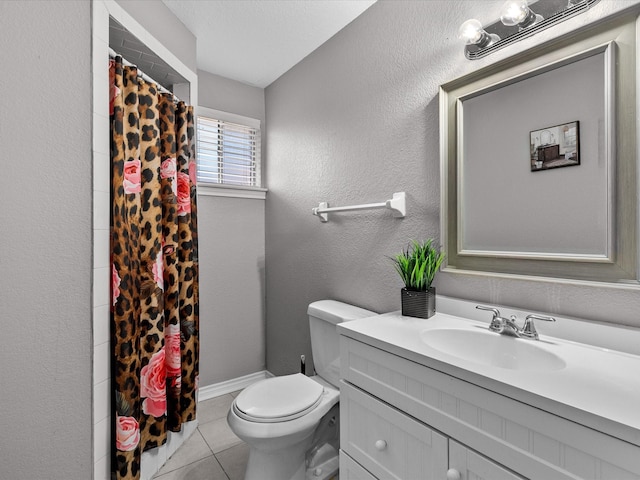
[401,287,436,319]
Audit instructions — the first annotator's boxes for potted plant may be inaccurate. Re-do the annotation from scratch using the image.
[391,239,445,319]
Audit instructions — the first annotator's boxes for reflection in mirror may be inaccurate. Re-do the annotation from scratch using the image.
[440,12,638,283]
[529,121,580,173]
[460,47,611,261]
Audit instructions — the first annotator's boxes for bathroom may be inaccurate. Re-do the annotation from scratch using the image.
[2,0,640,479]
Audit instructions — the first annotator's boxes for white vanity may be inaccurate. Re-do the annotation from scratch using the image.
[337,301,640,479]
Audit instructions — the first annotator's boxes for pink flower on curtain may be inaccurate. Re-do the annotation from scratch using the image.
[123,159,142,194]
[140,348,167,417]
[161,157,177,179]
[161,157,178,196]
[109,59,121,116]
[152,253,164,290]
[176,172,191,216]
[165,323,182,378]
[115,415,140,452]
[112,264,121,305]
[188,161,197,185]
[162,236,175,257]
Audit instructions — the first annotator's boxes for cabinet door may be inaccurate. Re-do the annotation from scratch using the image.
[449,440,525,480]
[341,382,448,480]
[340,451,378,480]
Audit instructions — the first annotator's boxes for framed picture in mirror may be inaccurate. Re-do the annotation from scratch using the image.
[530,121,580,172]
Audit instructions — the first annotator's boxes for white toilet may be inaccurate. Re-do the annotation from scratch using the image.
[227,300,375,480]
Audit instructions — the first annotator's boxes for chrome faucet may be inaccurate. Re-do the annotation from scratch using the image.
[475,305,556,340]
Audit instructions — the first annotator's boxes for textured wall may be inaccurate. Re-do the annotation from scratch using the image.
[0,1,93,478]
[197,72,267,385]
[198,69,266,121]
[197,197,266,385]
[264,0,640,376]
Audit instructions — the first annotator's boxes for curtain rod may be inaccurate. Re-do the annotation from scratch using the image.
[108,47,179,100]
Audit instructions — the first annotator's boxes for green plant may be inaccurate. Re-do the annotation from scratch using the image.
[392,239,445,291]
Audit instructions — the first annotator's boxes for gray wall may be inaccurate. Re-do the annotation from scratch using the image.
[198,69,266,121]
[197,71,267,385]
[0,1,93,478]
[264,0,640,376]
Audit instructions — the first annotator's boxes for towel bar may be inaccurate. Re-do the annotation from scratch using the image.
[312,192,406,222]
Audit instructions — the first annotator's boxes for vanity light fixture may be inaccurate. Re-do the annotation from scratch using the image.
[459,0,601,60]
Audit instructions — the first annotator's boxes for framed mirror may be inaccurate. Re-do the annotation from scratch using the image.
[440,12,638,283]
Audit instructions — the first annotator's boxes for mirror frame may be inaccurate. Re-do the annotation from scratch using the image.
[440,12,639,284]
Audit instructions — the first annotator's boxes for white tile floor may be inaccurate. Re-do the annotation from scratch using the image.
[153,392,249,480]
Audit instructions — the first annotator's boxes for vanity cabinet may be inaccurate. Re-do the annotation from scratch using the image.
[340,380,522,480]
[340,380,448,479]
[339,334,640,480]
[448,440,523,480]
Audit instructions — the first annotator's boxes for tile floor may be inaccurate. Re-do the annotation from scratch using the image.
[153,391,249,480]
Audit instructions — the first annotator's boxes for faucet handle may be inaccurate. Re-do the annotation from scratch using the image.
[522,314,556,340]
[476,305,500,317]
[476,305,503,332]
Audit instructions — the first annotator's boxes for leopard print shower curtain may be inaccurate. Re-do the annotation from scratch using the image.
[109,56,199,480]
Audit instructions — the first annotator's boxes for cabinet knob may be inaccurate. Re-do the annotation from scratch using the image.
[446,468,461,480]
[374,439,387,451]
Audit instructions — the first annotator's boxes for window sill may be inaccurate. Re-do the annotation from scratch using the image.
[196,184,267,200]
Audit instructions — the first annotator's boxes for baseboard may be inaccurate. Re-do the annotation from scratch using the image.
[198,370,273,402]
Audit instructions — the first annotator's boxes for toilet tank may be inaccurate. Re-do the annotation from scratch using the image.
[307,300,375,388]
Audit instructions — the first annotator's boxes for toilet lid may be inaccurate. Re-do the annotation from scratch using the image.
[234,373,324,423]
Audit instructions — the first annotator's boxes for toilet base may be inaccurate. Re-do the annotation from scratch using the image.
[244,434,310,480]
[243,442,339,480]
[305,450,339,480]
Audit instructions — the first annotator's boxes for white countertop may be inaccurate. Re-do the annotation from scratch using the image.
[338,311,640,447]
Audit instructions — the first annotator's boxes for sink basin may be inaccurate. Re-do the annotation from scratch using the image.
[420,327,566,371]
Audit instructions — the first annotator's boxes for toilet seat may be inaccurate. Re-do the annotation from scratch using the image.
[233,373,325,423]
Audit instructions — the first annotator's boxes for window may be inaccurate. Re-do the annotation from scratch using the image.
[196,107,261,188]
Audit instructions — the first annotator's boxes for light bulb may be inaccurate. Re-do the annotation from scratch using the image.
[458,19,484,45]
[500,0,543,28]
[501,0,529,26]
[458,19,500,48]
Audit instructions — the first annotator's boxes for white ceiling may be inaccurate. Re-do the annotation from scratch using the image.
[162,0,377,88]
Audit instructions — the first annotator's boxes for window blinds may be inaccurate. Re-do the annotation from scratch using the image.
[196,115,261,187]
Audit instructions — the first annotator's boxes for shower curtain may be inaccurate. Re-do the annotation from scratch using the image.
[109,56,199,479]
